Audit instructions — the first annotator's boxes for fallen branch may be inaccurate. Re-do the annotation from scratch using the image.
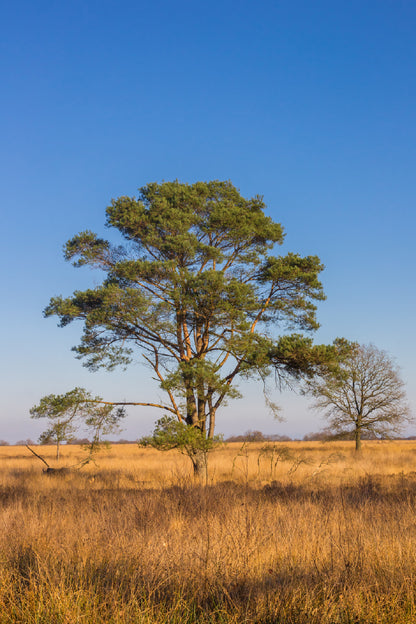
[26,445,50,469]
[26,445,71,474]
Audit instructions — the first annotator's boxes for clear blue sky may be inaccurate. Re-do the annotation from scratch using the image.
[1,0,415,442]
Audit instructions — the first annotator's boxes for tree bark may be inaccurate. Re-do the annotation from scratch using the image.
[355,427,362,452]
[183,371,198,426]
[191,449,208,483]
[208,406,216,440]
[197,381,206,433]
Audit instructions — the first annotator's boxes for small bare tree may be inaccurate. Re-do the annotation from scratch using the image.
[30,388,125,464]
[306,342,411,451]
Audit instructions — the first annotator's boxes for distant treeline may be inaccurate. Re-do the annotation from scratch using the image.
[226,430,416,442]
[225,430,292,442]
[2,431,416,446]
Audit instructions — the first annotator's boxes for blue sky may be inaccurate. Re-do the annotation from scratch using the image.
[1,0,415,442]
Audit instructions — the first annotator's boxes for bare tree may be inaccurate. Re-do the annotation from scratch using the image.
[306,342,411,451]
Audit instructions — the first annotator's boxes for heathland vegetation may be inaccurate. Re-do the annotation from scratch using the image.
[2,441,416,623]
[15,180,412,622]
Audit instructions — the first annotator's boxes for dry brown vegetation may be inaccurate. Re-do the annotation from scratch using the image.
[1,441,416,623]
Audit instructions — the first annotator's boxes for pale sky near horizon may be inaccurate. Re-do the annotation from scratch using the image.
[1,0,415,443]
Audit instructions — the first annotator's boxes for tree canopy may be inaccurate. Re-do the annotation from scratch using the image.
[45,180,332,472]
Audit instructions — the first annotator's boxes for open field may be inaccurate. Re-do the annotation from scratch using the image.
[1,441,416,623]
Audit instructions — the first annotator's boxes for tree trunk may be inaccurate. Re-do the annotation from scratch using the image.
[56,440,60,461]
[197,385,206,433]
[190,449,208,483]
[183,371,198,426]
[208,406,216,440]
[355,427,362,452]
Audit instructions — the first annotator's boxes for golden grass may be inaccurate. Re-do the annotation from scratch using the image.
[1,441,416,622]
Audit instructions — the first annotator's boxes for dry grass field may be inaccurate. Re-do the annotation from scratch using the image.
[1,440,416,623]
